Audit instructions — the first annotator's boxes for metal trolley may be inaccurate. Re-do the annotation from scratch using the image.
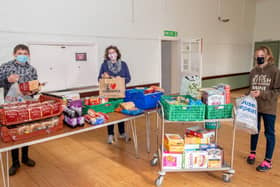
[150,102,236,186]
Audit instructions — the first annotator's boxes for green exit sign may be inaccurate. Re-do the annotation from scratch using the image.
[164,30,178,37]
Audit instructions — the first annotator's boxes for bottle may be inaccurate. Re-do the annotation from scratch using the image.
[224,85,231,104]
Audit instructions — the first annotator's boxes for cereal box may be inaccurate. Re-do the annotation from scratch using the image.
[207,148,223,168]
[162,152,182,169]
[164,134,184,146]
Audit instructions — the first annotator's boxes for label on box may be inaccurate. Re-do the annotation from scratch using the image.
[186,126,215,139]
[165,143,184,153]
[183,151,208,169]
[184,135,210,144]
[52,103,60,114]
[208,160,222,168]
[207,95,225,105]
[200,144,217,150]
[207,148,223,168]
[41,105,52,117]
[164,134,184,146]
[29,107,42,120]
[17,109,29,121]
[184,144,200,151]
[163,153,182,169]
[5,110,18,123]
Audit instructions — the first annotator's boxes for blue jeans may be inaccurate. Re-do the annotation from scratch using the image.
[250,113,276,160]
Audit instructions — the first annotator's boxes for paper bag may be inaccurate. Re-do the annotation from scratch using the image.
[99,77,125,98]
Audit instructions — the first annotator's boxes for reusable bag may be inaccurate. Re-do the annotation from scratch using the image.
[235,96,258,134]
[180,75,201,98]
[99,77,125,98]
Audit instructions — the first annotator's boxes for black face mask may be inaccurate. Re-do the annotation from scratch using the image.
[256,57,265,65]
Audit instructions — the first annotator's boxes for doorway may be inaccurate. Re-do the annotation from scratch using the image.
[161,40,180,95]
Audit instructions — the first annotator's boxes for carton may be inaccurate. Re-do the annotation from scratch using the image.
[207,148,223,168]
[163,152,182,169]
[184,135,211,144]
[164,134,184,146]
[186,126,215,139]
[183,151,208,169]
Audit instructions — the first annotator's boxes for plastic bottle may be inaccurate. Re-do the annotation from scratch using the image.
[224,85,231,104]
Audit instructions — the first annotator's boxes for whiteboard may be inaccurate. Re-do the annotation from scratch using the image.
[29,43,98,92]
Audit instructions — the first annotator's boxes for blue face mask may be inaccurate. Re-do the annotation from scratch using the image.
[16,55,29,64]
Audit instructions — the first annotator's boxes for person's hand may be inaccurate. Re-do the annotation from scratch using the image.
[7,74,19,83]
[102,72,110,78]
[250,90,260,98]
[24,90,38,96]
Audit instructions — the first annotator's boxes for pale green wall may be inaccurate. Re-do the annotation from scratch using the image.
[202,74,249,90]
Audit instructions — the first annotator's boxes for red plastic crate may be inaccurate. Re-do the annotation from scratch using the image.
[0,95,63,126]
[0,115,64,143]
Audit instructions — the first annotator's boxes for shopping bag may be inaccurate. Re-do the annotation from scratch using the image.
[4,83,33,103]
[99,77,125,98]
[235,95,258,134]
[180,75,201,98]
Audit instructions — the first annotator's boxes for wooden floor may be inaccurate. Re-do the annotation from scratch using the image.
[1,89,280,187]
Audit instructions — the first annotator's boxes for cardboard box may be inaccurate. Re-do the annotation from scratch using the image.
[164,143,184,153]
[207,148,223,168]
[186,126,215,139]
[201,88,225,105]
[199,144,217,150]
[184,144,200,151]
[19,80,40,93]
[163,152,182,169]
[192,151,208,168]
[183,151,208,169]
[183,151,192,169]
[184,135,211,144]
[164,134,184,146]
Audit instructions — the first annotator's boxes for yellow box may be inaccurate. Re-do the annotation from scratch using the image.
[164,143,184,153]
[164,134,184,146]
[208,160,222,168]
[184,135,210,144]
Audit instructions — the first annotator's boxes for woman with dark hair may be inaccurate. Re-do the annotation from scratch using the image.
[98,45,131,144]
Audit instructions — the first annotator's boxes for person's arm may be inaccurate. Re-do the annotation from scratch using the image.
[260,69,280,100]
[98,62,106,81]
[24,67,39,96]
[123,62,131,84]
[246,72,253,96]
[31,67,38,80]
[0,64,8,88]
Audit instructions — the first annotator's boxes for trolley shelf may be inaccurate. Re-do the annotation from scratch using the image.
[151,102,236,186]
[162,164,231,173]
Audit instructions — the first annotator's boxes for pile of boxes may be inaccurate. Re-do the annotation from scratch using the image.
[163,126,223,170]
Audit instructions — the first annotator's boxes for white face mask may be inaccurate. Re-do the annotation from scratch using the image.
[108,53,118,61]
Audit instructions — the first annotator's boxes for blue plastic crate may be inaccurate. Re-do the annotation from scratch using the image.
[124,89,163,109]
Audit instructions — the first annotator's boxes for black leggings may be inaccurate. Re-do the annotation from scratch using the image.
[107,122,125,135]
[11,146,29,164]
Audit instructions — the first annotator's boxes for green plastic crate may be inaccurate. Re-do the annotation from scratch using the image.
[82,99,123,114]
[160,95,205,121]
[206,104,233,119]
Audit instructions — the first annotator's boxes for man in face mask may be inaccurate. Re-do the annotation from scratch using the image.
[0,44,38,176]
